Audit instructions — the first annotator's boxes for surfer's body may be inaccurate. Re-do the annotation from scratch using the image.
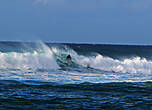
[66,55,72,61]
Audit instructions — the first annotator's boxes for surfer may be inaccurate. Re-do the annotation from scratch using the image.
[87,64,90,69]
[66,55,72,61]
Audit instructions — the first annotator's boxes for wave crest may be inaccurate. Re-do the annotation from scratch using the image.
[0,42,59,70]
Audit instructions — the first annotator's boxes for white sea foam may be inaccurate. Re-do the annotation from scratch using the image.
[52,46,152,74]
[76,54,152,74]
[0,43,152,75]
[0,42,59,70]
[0,43,152,83]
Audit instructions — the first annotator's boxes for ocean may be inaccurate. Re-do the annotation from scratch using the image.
[0,41,152,110]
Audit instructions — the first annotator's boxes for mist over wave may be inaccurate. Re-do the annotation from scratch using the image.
[0,42,59,70]
[0,42,152,74]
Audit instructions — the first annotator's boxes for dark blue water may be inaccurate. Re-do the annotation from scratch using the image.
[1,80,152,110]
[0,41,152,109]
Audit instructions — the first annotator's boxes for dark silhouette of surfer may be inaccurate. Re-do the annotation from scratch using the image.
[66,55,72,61]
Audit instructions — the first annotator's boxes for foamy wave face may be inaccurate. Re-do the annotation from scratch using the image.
[76,54,152,74]
[47,45,152,74]
[0,42,60,70]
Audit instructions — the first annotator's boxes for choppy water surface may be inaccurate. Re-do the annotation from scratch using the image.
[0,41,152,109]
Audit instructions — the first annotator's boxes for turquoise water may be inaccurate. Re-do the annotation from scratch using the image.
[0,41,152,109]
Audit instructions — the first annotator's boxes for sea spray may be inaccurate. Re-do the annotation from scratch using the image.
[52,45,152,74]
[0,42,59,70]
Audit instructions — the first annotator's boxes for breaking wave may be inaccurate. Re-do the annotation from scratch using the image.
[0,42,152,74]
[52,46,152,74]
[0,42,59,70]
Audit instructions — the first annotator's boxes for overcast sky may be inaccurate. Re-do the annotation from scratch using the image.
[0,0,152,44]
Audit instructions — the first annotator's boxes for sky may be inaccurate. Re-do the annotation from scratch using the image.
[0,0,152,44]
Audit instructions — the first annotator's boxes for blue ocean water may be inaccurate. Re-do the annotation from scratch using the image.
[0,41,152,109]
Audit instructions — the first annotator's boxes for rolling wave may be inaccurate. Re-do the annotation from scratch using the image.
[0,42,59,70]
[0,42,151,75]
[52,45,152,74]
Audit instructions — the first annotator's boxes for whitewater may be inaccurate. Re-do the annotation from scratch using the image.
[0,41,152,109]
[0,42,152,83]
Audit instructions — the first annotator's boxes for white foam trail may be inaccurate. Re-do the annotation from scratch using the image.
[76,55,152,74]
[0,42,60,70]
